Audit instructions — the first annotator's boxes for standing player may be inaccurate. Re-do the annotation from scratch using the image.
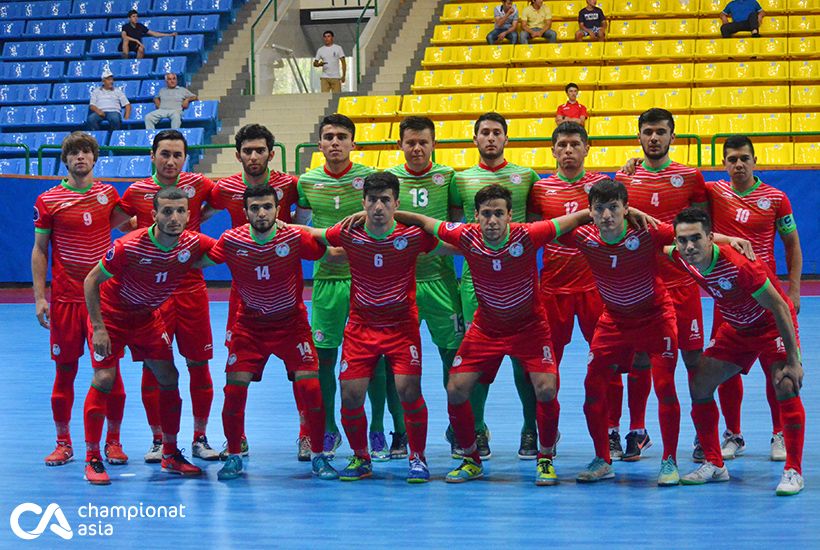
[33,132,132,467]
[119,130,219,463]
[669,207,804,496]
[198,185,338,481]
[613,108,708,461]
[82,187,214,484]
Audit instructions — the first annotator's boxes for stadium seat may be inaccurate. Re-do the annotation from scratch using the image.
[792,112,820,132]
[349,151,379,168]
[431,25,459,44]
[188,14,218,34]
[688,142,710,167]
[721,86,757,108]
[356,123,392,143]
[66,60,102,81]
[440,4,466,23]
[0,83,50,105]
[791,84,820,106]
[435,148,479,170]
[366,95,401,118]
[173,34,205,64]
[2,39,84,61]
[755,112,791,132]
[143,37,174,56]
[588,115,634,136]
[138,79,166,101]
[755,85,791,108]
[593,90,624,112]
[586,146,632,169]
[9,1,71,19]
[612,0,642,18]
[153,56,187,77]
[507,118,553,138]
[0,132,39,156]
[337,96,367,118]
[789,36,819,59]
[621,89,657,111]
[790,14,820,32]
[377,150,403,169]
[755,143,793,165]
[181,100,218,132]
[127,103,156,125]
[689,114,724,136]
[723,113,757,133]
[0,20,23,38]
[91,156,122,178]
[496,91,568,116]
[789,0,820,13]
[760,0,789,13]
[32,157,58,176]
[791,59,819,81]
[793,142,820,165]
[309,151,324,170]
[72,0,123,17]
[89,38,122,58]
[120,156,154,178]
[691,87,723,110]
[0,60,64,82]
[756,37,788,58]
[506,147,551,169]
[0,158,27,175]
[657,87,691,111]
[51,82,97,103]
[433,119,474,140]
[694,61,788,85]
[109,129,159,148]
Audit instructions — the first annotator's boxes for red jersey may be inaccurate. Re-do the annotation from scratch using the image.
[210,170,298,226]
[556,102,588,120]
[324,222,438,327]
[205,224,325,321]
[437,220,558,335]
[558,222,675,319]
[528,170,609,293]
[616,160,707,289]
[34,181,121,303]
[99,227,214,313]
[706,178,795,273]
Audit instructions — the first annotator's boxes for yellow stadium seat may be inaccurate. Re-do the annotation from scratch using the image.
[443,69,471,90]
[689,142,711,167]
[755,60,789,80]
[506,67,552,89]
[593,90,624,112]
[564,66,600,87]
[399,95,430,116]
[663,63,695,84]
[554,0,584,18]
[754,112,791,132]
[791,84,820,106]
[722,86,757,108]
[697,18,722,37]
[349,150,380,168]
[441,4,468,23]
[356,122,392,143]
[672,114,691,133]
[480,44,513,65]
[497,91,567,116]
[608,20,639,39]
[511,44,549,64]
[438,119,475,140]
[668,144,689,164]
[553,21,576,41]
[790,14,820,32]
[468,3,494,21]
[794,143,820,165]
[723,113,756,133]
[603,42,633,62]
[756,37,788,57]
[663,39,695,60]
[427,94,461,115]
[692,88,723,110]
[755,143,794,165]
[695,38,724,60]
[471,68,507,88]
[506,147,552,169]
[636,20,661,38]
[507,117,553,138]
[338,96,367,118]
[791,60,820,81]
[789,0,820,13]
[627,65,665,85]
[422,47,449,67]
[612,0,641,17]
[667,19,699,38]
[666,0,700,15]
[459,92,498,115]
[601,65,629,86]
[436,148,479,170]
[377,150,403,170]
[586,146,620,169]
[622,89,656,111]
[760,0,789,13]
[761,16,788,33]
[792,112,820,132]
[432,25,459,44]
[644,0,667,16]
[699,0,723,14]
[589,115,633,136]
[656,87,692,111]
[754,86,790,108]
[309,151,324,170]
[789,36,819,59]
[412,70,439,91]
[366,95,401,117]
[467,24,496,43]
[690,115,723,135]
[571,42,604,63]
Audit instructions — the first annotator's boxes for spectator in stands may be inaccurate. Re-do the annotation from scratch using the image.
[720,0,765,37]
[87,69,131,131]
[519,0,557,44]
[313,30,346,93]
[555,83,588,127]
[575,0,606,41]
[486,0,520,45]
[144,73,197,129]
[119,9,177,59]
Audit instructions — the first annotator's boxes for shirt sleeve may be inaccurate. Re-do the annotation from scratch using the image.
[296,178,311,209]
[118,89,130,107]
[579,104,589,118]
[737,259,770,296]
[435,221,465,247]
[652,222,676,249]
[299,228,327,260]
[598,7,606,21]
[197,234,217,257]
[722,1,733,15]
[555,226,579,248]
[205,235,227,264]
[208,181,228,210]
[100,239,127,278]
[528,220,559,248]
[117,186,137,216]
[33,195,52,233]
[323,224,343,247]
[527,182,543,218]
[775,193,797,235]
[89,88,100,108]
[420,231,439,254]
[690,170,708,204]
[449,178,464,212]
[183,87,195,100]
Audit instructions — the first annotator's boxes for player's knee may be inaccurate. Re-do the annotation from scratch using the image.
[395,380,421,403]
[92,368,117,390]
[531,376,557,402]
[774,376,796,399]
[446,379,470,404]
[187,360,207,369]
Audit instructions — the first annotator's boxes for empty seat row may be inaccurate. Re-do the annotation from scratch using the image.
[0,0,230,20]
[1,35,205,61]
[0,130,106,155]
[0,80,169,105]
[0,58,188,83]
[0,14,218,39]
[0,101,219,129]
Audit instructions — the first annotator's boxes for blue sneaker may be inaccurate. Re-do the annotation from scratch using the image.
[323,432,342,458]
[445,457,483,483]
[217,455,243,481]
[339,456,372,481]
[311,455,339,480]
[407,454,430,484]
[369,431,390,462]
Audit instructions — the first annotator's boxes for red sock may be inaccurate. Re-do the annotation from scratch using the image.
[84,384,109,461]
[583,365,612,462]
[295,376,325,454]
[188,362,214,440]
[141,366,162,439]
[341,405,369,459]
[401,397,428,459]
[717,373,743,434]
[606,374,624,430]
[52,361,78,443]
[293,382,309,438]
[536,398,559,457]
[691,400,723,467]
[627,368,652,431]
[763,364,783,433]
[105,366,126,443]
[779,396,805,474]
[447,400,479,462]
[222,383,248,455]
[159,387,182,456]
[651,355,680,461]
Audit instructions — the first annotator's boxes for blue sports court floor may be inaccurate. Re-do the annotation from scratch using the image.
[1,298,817,548]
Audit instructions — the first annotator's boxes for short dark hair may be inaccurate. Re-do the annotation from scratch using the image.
[474,112,507,136]
[674,206,712,234]
[320,113,356,141]
[127,9,138,16]
[587,178,628,207]
[565,82,579,93]
[152,129,188,156]
[323,30,334,37]
[474,184,512,212]
[399,116,436,141]
[638,107,675,134]
[243,184,279,208]
[362,172,400,200]
[552,121,588,145]
[723,135,755,158]
[61,131,99,164]
[153,186,187,210]
[235,124,274,153]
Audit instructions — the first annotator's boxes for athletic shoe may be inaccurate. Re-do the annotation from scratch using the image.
[217,455,243,481]
[576,457,615,483]
[535,457,558,486]
[692,436,705,463]
[476,426,491,460]
[84,457,111,485]
[389,431,408,460]
[657,457,680,486]
[775,468,804,496]
[445,426,464,459]
[518,429,537,460]
[312,455,339,480]
[297,436,311,462]
[161,450,203,476]
[369,431,390,462]
[407,454,430,484]
[622,430,652,462]
[219,436,249,461]
[720,431,746,460]
[445,457,483,483]
[104,442,129,465]
[339,456,372,481]
[192,436,220,461]
[323,432,342,458]
[45,442,73,466]
[144,439,162,464]
[771,432,787,462]
[609,431,624,461]
[680,461,730,485]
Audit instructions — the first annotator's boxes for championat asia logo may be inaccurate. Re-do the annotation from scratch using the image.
[10,503,72,540]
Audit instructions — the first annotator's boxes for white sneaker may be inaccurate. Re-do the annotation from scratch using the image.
[192,436,220,461]
[775,468,804,496]
[576,457,615,483]
[680,461,730,485]
[770,432,787,462]
[720,431,746,459]
[144,439,162,464]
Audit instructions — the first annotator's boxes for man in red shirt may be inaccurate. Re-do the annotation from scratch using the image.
[555,83,588,127]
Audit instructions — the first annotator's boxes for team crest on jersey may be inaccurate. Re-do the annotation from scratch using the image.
[96,192,109,205]
[275,188,284,200]
[510,173,522,184]
[352,177,365,190]
[275,243,290,257]
[583,182,594,193]
[587,351,594,365]
[393,236,408,250]
[105,247,115,261]
[445,222,462,231]
[625,235,640,251]
[757,197,772,210]
[226,330,232,342]
[33,206,40,222]
[509,242,524,257]
[432,173,446,186]
[670,174,684,188]
[452,355,462,367]
[181,185,196,199]
[340,360,348,373]
[314,330,325,342]
[177,249,191,263]
[227,353,237,366]
[717,277,733,290]
[52,344,61,356]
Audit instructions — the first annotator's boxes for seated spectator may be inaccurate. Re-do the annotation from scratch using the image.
[87,69,131,131]
[575,0,606,41]
[119,9,177,59]
[144,73,197,129]
[720,0,764,37]
[520,0,557,44]
[555,83,588,127]
[486,0,520,45]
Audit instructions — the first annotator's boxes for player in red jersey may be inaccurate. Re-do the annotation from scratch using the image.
[33,132,133,467]
[612,108,709,461]
[669,207,804,496]
[119,130,219,463]
[197,185,339,481]
[82,187,215,484]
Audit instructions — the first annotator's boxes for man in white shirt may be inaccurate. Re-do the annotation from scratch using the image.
[145,72,197,129]
[87,69,131,131]
[313,30,346,93]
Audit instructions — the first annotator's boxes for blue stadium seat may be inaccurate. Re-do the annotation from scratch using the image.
[0,61,64,82]
[194,0,231,12]
[137,79,164,100]
[51,82,97,103]
[188,14,217,33]
[118,80,141,101]
[72,0,123,17]
[143,36,174,55]
[153,56,187,77]
[66,60,103,81]
[20,1,71,19]
[151,0,192,15]
[32,157,58,176]
[0,20,24,38]
[87,130,110,147]
[92,156,122,178]
[127,103,156,125]
[3,40,85,60]
[0,4,23,20]
[25,18,107,37]
[109,129,159,148]
[103,59,154,79]
[173,34,205,64]
[1,42,30,60]
[135,15,188,33]
[0,83,51,105]
[89,38,122,58]
[0,106,31,128]
[182,100,218,132]
[25,105,86,129]
[38,130,70,151]
[68,19,109,37]
[119,156,153,178]
[0,132,39,156]
[0,158,27,175]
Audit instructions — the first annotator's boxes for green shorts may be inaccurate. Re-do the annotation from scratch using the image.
[310,278,351,349]
[417,275,464,350]
[459,267,478,326]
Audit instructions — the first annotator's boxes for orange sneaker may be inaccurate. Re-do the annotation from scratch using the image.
[161,450,203,476]
[104,442,129,465]
[45,441,74,466]
[84,457,111,485]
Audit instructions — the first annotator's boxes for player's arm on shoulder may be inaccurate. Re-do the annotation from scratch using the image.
[294,207,312,225]
[84,261,114,358]
[753,281,802,391]
[109,205,135,232]
[393,210,441,235]
[551,208,592,237]
[31,231,51,329]
[626,206,660,230]
[193,235,223,269]
[779,227,802,314]
[713,232,755,261]
[200,204,222,223]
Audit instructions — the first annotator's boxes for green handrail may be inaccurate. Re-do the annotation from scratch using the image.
[354,0,379,85]
[710,131,820,166]
[0,143,30,175]
[250,0,278,96]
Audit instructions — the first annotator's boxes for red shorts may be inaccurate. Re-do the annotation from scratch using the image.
[451,321,557,384]
[226,313,318,382]
[49,301,89,362]
[159,287,213,362]
[224,285,241,347]
[340,321,422,381]
[588,307,678,372]
[541,288,602,347]
[87,308,173,370]
[668,283,704,352]
[705,317,800,374]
